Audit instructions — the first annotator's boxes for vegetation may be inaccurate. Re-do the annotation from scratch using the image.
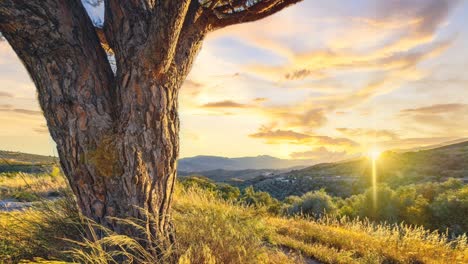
[0,170,66,202]
[245,142,468,200]
[179,175,468,235]
[1,144,467,263]
[1,172,467,263]
[285,189,338,217]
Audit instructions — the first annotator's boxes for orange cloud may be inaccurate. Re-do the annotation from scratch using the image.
[289,146,348,162]
[376,137,459,151]
[269,108,327,130]
[249,126,359,151]
[249,128,310,141]
[0,91,13,98]
[0,104,42,116]
[33,124,48,134]
[181,79,203,97]
[401,103,467,114]
[201,100,250,108]
[336,128,399,141]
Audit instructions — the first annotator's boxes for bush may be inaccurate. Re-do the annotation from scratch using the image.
[241,186,281,214]
[286,189,337,217]
[179,176,241,201]
[430,185,468,234]
[217,183,240,201]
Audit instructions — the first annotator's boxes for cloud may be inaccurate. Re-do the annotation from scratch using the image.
[376,136,458,151]
[375,0,459,37]
[289,146,348,162]
[247,38,452,83]
[201,100,250,108]
[249,126,359,151]
[399,103,468,135]
[33,124,48,134]
[336,128,399,140]
[249,127,311,141]
[0,104,42,116]
[253,97,268,103]
[401,103,467,114]
[181,79,203,97]
[0,91,13,97]
[269,108,327,129]
[311,135,359,148]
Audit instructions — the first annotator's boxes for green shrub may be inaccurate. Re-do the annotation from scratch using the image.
[286,189,337,217]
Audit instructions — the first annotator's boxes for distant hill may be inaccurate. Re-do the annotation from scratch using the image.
[178,155,312,171]
[0,150,57,174]
[392,138,468,152]
[178,168,291,184]
[0,150,57,164]
[241,140,468,199]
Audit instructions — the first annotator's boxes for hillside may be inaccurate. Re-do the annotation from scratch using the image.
[0,151,57,164]
[178,155,312,171]
[243,140,468,199]
[0,151,57,174]
[1,175,467,263]
[178,168,282,183]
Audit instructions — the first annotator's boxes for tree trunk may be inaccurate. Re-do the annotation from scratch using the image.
[0,0,193,253]
[64,75,181,253]
[0,0,302,259]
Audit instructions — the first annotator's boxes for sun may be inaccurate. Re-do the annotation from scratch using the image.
[367,148,382,161]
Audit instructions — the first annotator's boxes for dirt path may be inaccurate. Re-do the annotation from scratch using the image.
[0,199,35,211]
[279,245,323,264]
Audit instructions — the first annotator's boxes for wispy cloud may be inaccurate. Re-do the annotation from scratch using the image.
[33,124,48,134]
[400,103,468,135]
[249,127,311,141]
[249,126,359,151]
[289,146,348,162]
[201,100,250,108]
[401,103,467,114]
[0,91,13,97]
[0,104,42,116]
[336,128,399,141]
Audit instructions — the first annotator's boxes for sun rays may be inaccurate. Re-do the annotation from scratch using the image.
[367,148,382,210]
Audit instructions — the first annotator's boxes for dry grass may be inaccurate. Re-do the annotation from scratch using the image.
[173,187,299,264]
[267,216,468,264]
[1,173,467,264]
[0,171,66,201]
[0,195,83,263]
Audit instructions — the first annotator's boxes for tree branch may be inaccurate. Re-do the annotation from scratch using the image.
[202,0,303,29]
[0,0,115,132]
[103,0,152,65]
[145,0,193,75]
[168,1,210,80]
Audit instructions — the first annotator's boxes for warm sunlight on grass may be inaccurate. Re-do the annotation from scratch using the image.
[0,171,67,202]
[2,173,468,263]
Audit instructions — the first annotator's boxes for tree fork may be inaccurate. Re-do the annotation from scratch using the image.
[0,0,303,258]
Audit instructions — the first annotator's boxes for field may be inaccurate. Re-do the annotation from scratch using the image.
[1,172,467,264]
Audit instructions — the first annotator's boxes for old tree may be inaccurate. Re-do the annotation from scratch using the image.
[0,0,302,253]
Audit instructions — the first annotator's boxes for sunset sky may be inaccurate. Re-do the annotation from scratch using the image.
[1,0,467,161]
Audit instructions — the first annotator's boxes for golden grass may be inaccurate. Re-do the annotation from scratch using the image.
[0,196,82,263]
[1,173,467,264]
[267,216,468,264]
[173,187,299,264]
[0,172,67,201]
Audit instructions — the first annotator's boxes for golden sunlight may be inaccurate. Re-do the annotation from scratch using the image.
[368,148,382,161]
[367,148,381,210]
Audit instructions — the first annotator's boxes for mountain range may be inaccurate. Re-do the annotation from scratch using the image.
[177,155,313,171]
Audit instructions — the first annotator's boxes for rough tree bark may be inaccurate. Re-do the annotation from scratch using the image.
[0,0,302,257]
